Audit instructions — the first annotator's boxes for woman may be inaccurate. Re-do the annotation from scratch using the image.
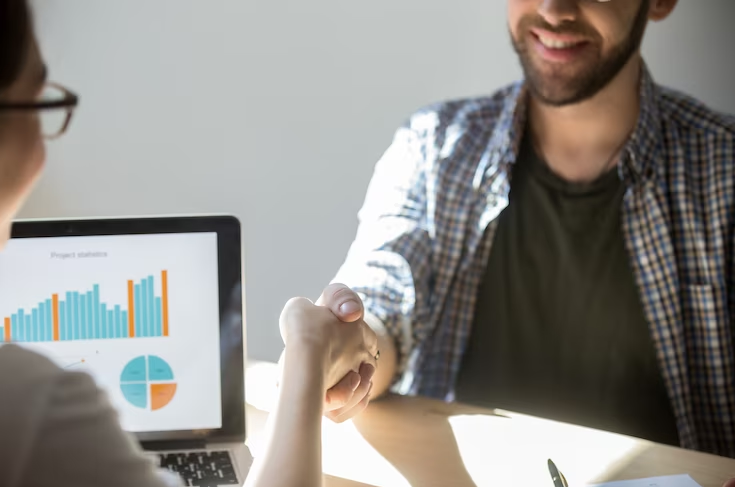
[0,1,377,486]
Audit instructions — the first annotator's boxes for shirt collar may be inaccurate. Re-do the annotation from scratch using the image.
[623,63,664,186]
[492,63,663,186]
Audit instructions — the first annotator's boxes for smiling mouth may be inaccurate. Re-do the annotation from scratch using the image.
[530,28,590,50]
[536,34,585,49]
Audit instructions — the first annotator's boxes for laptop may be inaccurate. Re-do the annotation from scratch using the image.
[0,215,253,486]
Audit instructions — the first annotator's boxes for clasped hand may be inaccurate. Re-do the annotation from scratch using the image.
[279,283,379,422]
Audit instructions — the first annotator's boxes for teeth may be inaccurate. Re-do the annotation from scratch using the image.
[538,35,579,49]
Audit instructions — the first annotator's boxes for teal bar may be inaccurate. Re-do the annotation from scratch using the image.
[155,297,162,337]
[147,276,155,336]
[80,294,87,339]
[93,285,101,339]
[18,310,24,341]
[122,311,128,338]
[115,306,123,338]
[38,303,45,341]
[32,308,38,342]
[107,306,113,338]
[11,315,18,341]
[43,302,48,341]
[24,315,31,341]
[146,277,153,336]
[0,327,3,343]
[40,303,46,341]
[148,277,155,335]
[72,292,80,340]
[65,292,72,340]
[85,291,93,339]
[108,310,114,338]
[135,284,142,337]
[85,291,92,339]
[141,279,148,337]
[42,303,47,341]
[45,299,52,341]
[59,302,66,341]
[42,302,48,341]
[41,303,47,341]
[101,303,107,339]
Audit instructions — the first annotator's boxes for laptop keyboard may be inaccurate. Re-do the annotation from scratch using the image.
[157,451,239,486]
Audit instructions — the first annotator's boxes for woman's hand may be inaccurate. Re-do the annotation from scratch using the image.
[247,284,378,487]
[279,283,379,405]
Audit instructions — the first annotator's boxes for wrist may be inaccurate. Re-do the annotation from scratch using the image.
[281,340,329,390]
[284,333,330,361]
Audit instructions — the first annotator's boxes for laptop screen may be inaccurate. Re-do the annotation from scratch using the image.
[0,231,223,434]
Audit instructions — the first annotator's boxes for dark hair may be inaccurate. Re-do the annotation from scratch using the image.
[0,0,31,90]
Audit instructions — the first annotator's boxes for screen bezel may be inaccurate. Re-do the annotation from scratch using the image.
[9,215,246,444]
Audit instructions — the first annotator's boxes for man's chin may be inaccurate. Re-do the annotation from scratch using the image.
[521,55,605,106]
[528,81,593,107]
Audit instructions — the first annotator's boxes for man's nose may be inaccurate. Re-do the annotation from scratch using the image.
[538,0,579,27]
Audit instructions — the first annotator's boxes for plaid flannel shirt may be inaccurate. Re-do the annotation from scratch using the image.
[334,66,735,457]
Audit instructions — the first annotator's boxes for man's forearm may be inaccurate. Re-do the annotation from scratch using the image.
[363,312,398,399]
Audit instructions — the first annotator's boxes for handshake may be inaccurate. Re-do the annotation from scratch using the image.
[279,283,381,422]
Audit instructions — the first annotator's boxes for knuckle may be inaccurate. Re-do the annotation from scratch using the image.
[331,413,348,424]
[331,394,349,407]
[283,296,311,313]
[330,284,358,303]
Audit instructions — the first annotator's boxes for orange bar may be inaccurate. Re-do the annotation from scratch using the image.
[162,270,169,337]
[128,280,136,337]
[52,294,60,341]
[4,317,10,342]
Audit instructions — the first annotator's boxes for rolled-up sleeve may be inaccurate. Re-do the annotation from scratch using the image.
[333,122,434,384]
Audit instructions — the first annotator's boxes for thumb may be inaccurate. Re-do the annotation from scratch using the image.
[316,283,364,323]
[722,479,735,487]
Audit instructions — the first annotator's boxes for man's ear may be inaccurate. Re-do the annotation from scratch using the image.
[648,0,678,22]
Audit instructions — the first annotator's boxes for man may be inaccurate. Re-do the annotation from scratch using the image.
[330,0,735,458]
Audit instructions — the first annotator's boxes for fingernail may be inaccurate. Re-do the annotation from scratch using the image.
[361,363,376,380]
[339,300,361,316]
[350,374,361,391]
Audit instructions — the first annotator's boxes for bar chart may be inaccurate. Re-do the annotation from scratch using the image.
[0,270,169,343]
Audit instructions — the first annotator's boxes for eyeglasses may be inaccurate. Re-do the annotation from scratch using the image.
[0,82,79,139]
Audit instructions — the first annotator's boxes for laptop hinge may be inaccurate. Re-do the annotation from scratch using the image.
[140,439,208,452]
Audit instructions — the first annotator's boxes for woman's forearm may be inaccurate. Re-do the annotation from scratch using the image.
[246,345,326,487]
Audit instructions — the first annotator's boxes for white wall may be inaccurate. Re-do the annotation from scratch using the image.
[27,0,735,362]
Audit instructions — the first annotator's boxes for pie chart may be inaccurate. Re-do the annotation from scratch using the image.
[120,355,177,411]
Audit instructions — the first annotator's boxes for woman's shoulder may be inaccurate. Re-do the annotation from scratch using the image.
[0,345,62,387]
[0,346,76,480]
[0,345,98,412]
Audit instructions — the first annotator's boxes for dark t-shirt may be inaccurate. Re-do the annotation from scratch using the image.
[454,134,680,445]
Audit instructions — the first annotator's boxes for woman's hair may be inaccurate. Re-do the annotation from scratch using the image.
[0,0,31,91]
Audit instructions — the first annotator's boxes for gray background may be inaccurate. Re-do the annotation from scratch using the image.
[26,1,735,361]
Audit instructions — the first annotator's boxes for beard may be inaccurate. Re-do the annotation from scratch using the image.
[511,0,650,106]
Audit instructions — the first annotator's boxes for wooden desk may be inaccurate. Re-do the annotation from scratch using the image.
[245,362,735,486]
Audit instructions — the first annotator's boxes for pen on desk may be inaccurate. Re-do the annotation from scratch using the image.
[548,459,568,487]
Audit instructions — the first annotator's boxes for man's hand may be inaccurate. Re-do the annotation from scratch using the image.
[723,479,735,487]
[316,283,377,422]
[277,283,378,422]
